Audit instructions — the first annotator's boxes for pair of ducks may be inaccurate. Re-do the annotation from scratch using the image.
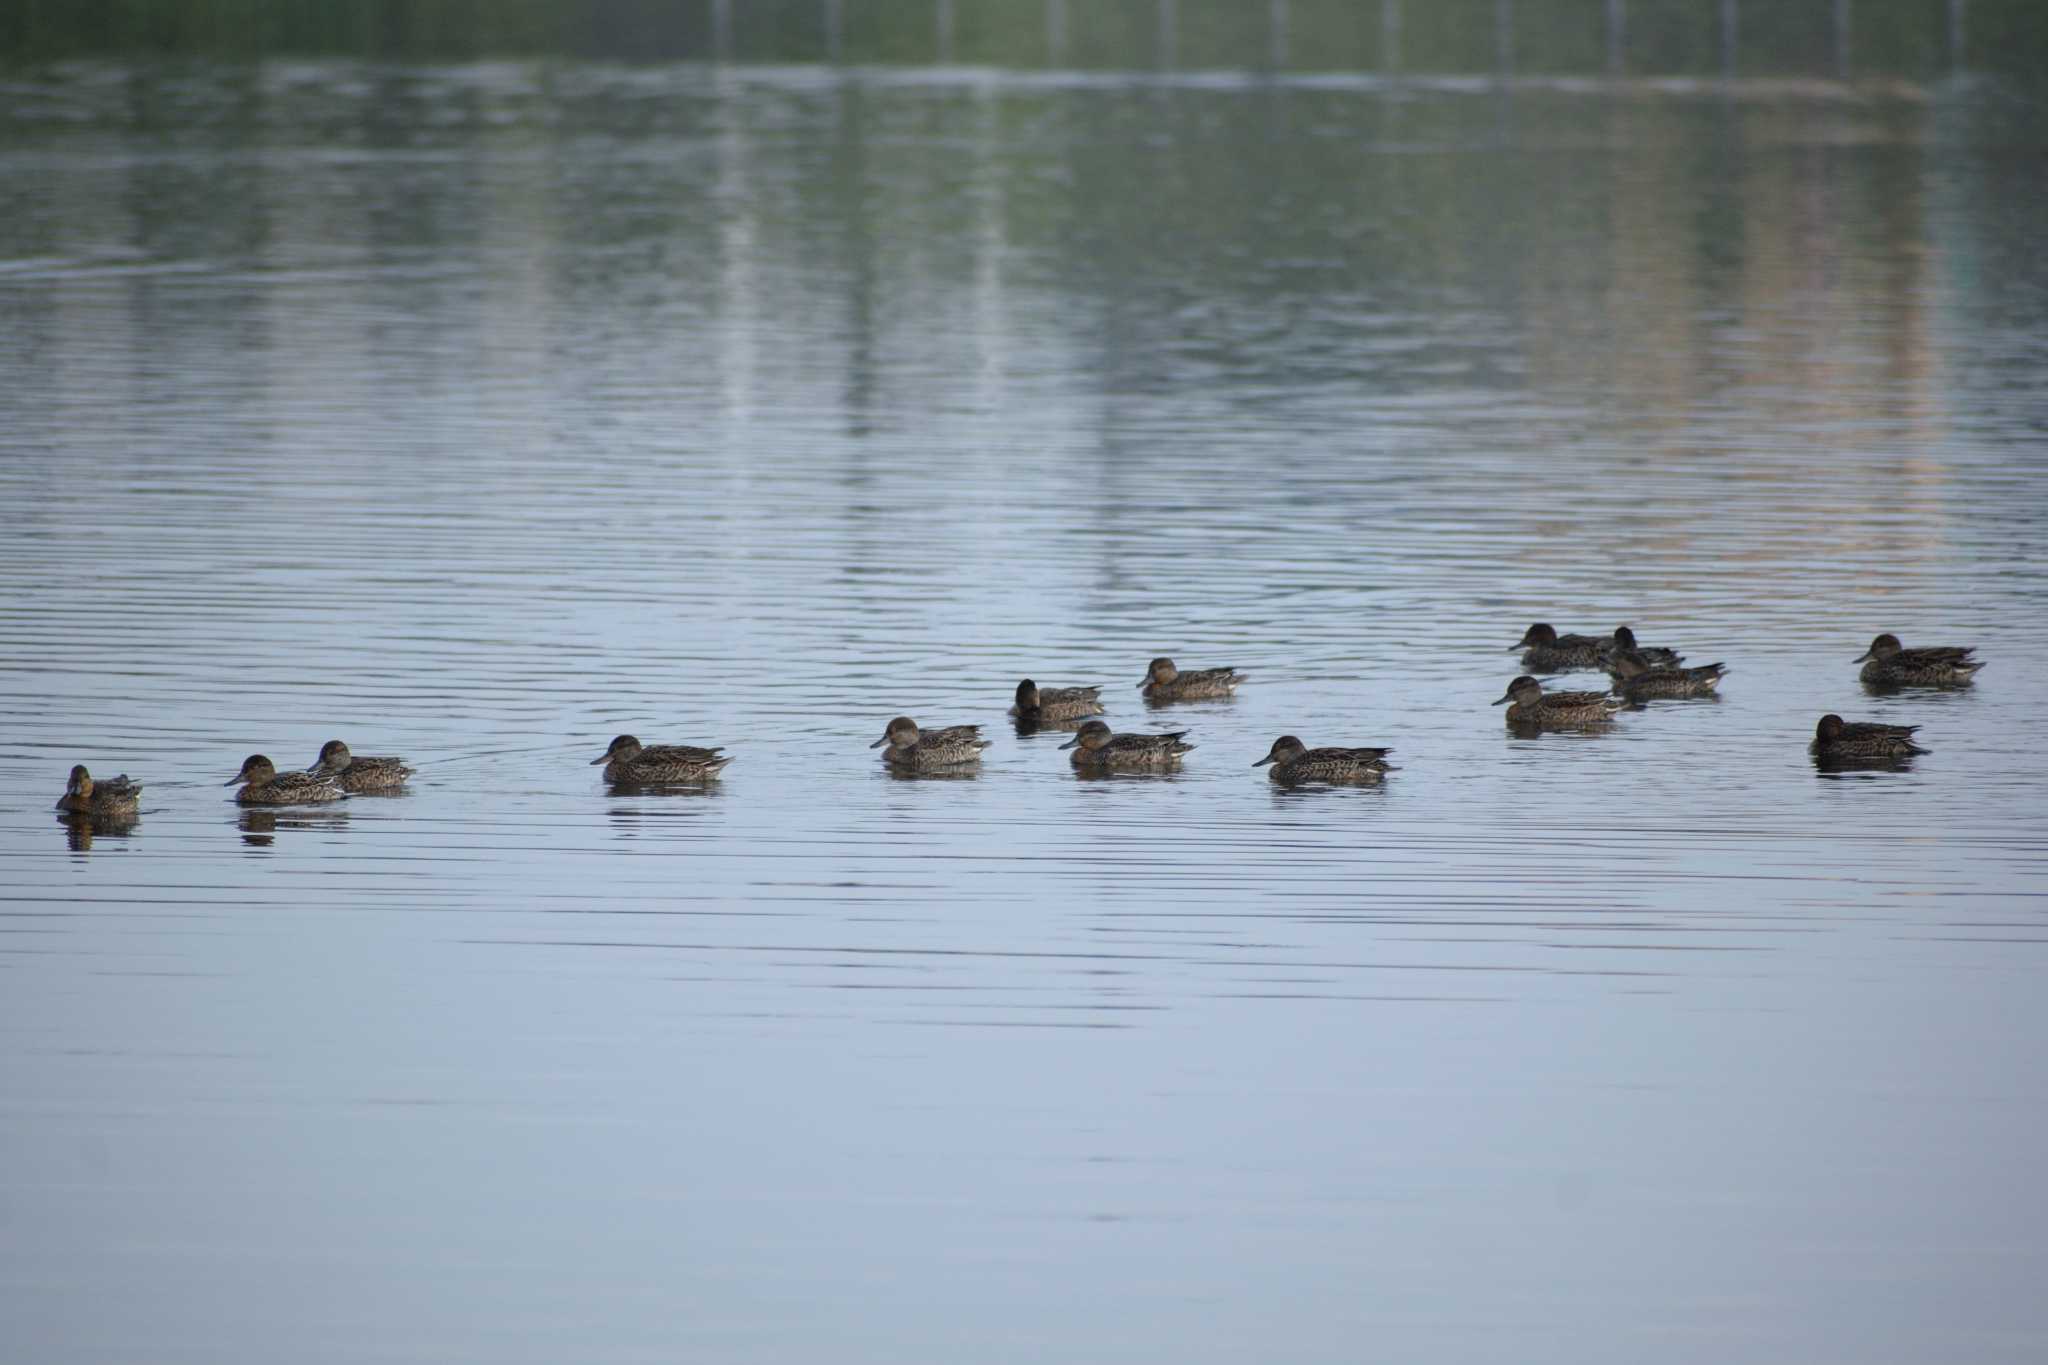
[227,741,414,805]
[1819,635,1978,764]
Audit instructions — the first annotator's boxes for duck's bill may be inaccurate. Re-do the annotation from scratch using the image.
[1852,649,1874,662]
[1134,677,1149,688]
[589,753,613,765]
[1252,755,1276,766]
[868,736,890,749]
[223,774,243,784]
[1490,693,1513,705]
[1057,735,1082,750]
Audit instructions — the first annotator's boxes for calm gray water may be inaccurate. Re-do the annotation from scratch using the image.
[3,60,2047,1363]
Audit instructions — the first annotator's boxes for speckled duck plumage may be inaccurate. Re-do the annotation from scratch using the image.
[228,754,347,805]
[1854,634,1983,688]
[593,734,734,782]
[55,765,141,817]
[1610,652,1726,701]
[870,717,990,771]
[1059,720,1194,769]
[1811,713,1927,762]
[308,739,414,791]
[1009,679,1105,726]
[1494,675,1623,729]
[1137,657,1243,702]
[1253,736,1394,784]
[1604,626,1684,671]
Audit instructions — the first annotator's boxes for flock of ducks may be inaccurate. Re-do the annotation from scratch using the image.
[53,631,1983,827]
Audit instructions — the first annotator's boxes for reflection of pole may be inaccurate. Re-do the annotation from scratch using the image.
[1158,0,1176,70]
[825,0,842,62]
[1949,0,1966,70]
[1382,0,1401,73]
[1047,0,1066,66]
[1270,0,1288,70]
[712,0,732,62]
[937,0,954,63]
[1495,0,1512,74]
[1833,0,1851,78]
[1719,0,1737,75]
[1605,0,1624,74]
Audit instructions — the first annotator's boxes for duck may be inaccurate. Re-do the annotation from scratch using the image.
[1252,736,1394,784]
[1512,623,1610,673]
[1137,657,1244,702]
[1009,679,1105,726]
[54,765,141,818]
[1605,626,1684,670]
[1609,652,1726,701]
[593,734,733,782]
[870,717,990,771]
[227,754,347,805]
[307,739,414,791]
[1059,719,1193,769]
[1493,675,1623,729]
[1854,633,1983,688]
[1811,713,1928,761]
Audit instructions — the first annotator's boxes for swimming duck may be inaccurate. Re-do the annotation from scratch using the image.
[1253,736,1394,784]
[307,739,414,791]
[870,717,990,770]
[227,754,347,805]
[1605,626,1684,670]
[1010,679,1105,726]
[1854,633,1983,688]
[1811,713,1927,761]
[1493,675,1623,729]
[1609,652,1726,701]
[1059,720,1193,769]
[1513,624,1610,673]
[593,734,733,782]
[1137,657,1243,702]
[55,765,141,817]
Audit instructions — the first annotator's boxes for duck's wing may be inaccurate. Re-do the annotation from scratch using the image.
[641,745,725,764]
[1548,690,1619,708]
[1839,720,1920,741]
[96,774,142,798]
[921,725,983,745]
[1311,746,1393,765]
[1900,645,1978,667]
[1039,686,1103,705]
[1108,731,1190,753]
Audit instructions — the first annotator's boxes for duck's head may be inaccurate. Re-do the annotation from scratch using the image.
[65,764,93,798]
[228,754,276,786]
[1254,736,1307,767]
[1816,714,1846,742]
[309,739,351,773]
[1014,679,1040,710]
[1854,633,1902,663]
[871,717,920,750]
[1139,657,1177,689]
[1611,625,1640,650]
[1059,720,1114,752]
[1515,623,1557,650]
[592,734,642,765]
[1609,650,1651,679]
[1493,676,1543,707]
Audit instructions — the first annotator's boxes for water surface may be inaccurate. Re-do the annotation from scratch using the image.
[3,61,2046,1363]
